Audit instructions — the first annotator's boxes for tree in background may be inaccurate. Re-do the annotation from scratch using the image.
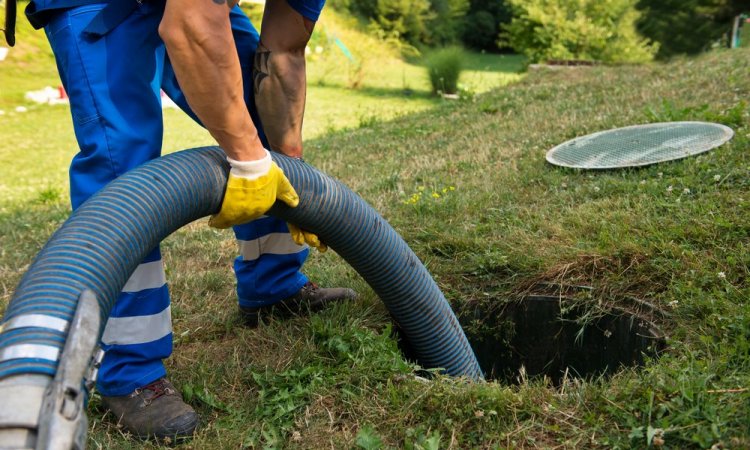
[500,0,658,64]
[636,0,748,58]
[463,0,513,51]
[428,0,470,46]
[368,0,432,45]
[332,0,470,48]
[328,0,746,56]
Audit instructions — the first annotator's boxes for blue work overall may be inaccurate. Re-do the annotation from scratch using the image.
[39,0,322,396]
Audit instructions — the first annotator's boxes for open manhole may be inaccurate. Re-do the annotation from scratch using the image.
[397,295,666,384]
[460,296,666,383]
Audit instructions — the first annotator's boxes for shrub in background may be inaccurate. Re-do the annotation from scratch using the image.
[500,0,658,64]
[424,46,465,95]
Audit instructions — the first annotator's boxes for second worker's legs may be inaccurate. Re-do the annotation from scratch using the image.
[161,5,356,326]
[229,6,355,323]
[162,6,311,312]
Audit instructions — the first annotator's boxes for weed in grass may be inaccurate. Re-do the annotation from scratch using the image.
[34,186,63,204]
[404,430,441,450]
[478,100,499,115]
[644,99,749,129]
[247,365,326,446]
[456,84,477,103]
[357,113,380,129]
[182,382,230,413]
[240,315,415,447]
[401,185,455,205]
[355,425,384,449]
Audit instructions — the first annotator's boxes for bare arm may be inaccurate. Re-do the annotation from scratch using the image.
[159,0,265,162]
[254,0,315,158]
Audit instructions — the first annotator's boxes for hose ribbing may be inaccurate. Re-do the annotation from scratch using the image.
[0,147,482,380]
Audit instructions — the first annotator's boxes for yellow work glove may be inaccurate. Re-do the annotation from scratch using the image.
[288,223,328,253]
[209,150,299,229]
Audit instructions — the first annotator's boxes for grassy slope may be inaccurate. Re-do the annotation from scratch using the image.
[105,51,749,449]
[1,7,749,450]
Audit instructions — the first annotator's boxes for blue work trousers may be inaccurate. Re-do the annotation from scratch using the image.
[44,1,309,396]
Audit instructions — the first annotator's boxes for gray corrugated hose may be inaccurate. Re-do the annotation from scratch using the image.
[0,147,482,447]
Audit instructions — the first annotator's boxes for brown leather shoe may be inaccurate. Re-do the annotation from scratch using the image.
[240,281,357,327]
[101,378,199,441]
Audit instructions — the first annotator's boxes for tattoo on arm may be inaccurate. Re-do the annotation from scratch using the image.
[211,0,227,4]
[253,47,271,93]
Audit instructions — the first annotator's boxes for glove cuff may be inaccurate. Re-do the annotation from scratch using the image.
[227,150,273,180]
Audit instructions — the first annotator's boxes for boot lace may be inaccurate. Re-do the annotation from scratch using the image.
[303,281,319,291]
[131,378,175,405]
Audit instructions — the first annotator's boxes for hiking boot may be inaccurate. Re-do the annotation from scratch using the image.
[101,378,199,441]
[239,281,357,327]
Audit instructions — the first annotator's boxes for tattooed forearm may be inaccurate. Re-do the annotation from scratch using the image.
[253,43,307,156]
[253,46,271,93]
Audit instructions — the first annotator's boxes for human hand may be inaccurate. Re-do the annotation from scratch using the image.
[209,150,299,229]
[288,224,327,253]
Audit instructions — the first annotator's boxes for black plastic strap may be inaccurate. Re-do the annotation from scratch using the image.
[2,0,16,47]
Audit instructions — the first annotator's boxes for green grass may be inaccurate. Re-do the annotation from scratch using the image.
[1,7,750,450]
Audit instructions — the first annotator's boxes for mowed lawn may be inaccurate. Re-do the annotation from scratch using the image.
[1,7,750,450]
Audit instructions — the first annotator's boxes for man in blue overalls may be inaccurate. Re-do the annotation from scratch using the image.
[24,0,355,440]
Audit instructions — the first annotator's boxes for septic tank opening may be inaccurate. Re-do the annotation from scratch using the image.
[398,295,666,384]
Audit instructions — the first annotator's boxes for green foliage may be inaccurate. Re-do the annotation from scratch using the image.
[242,316,415,446]
[181,382,229,412]
[366,0,433,46]
[636,0,747,58]
[500,0,658,64]
[345,0,379,18]
[407,431,442,450]
[34,186,63,205]
[463,10,499,50]
[339,0,470,47]
[247,365,325,446]
[356,425,385,449]
[326,0,353,12]
[463,0,514,51]
[427,0,470,46]
[308,316,413,375]
[423,46,465,95]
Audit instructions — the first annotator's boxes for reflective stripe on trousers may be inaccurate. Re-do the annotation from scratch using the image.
[44,1,308,396]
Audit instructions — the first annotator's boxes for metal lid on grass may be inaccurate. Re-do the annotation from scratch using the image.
[546,122,734,169]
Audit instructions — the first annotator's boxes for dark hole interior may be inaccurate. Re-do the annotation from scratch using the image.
[398,295,666,384]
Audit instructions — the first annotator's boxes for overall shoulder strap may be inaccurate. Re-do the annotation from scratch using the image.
[2,0,16,47]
